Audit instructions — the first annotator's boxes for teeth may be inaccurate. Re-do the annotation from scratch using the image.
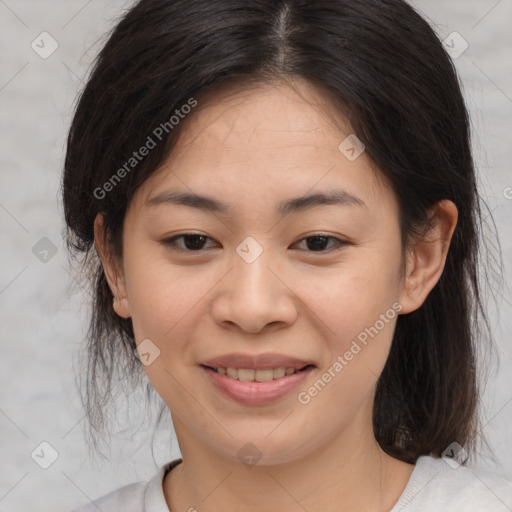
[273,367,286,379]
[215,367,299,381]
[226,367,238,379]
[238,369,255,381]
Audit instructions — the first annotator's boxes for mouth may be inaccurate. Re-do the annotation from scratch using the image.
[201,364,315,382]
[200,361,316,405]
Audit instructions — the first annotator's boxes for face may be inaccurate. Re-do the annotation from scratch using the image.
[99,78,420,465]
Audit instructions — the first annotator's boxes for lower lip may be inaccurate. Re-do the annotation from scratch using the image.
[201,366,314,406]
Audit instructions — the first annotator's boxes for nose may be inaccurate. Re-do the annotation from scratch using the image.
[211,247,298,334]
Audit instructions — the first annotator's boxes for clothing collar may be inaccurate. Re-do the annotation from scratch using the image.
[144,458,183,512]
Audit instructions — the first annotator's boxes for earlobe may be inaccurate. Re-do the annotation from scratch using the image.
[94,213,131,319]
[112,295,131,319]
[398,200,458,315]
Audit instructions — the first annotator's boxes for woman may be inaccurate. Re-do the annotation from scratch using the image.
[63,0,512,510]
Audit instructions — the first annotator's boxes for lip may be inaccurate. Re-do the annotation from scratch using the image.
[201,364,315,406]
[201,352,314,370]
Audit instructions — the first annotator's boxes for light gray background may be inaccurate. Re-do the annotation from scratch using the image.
[1,1,511,511]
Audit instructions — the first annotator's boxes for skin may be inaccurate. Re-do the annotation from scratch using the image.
[95,77,458,512]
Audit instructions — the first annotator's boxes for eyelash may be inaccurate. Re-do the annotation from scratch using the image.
[161,232,347,254]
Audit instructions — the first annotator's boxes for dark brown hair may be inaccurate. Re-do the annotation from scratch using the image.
[61,0,501,463]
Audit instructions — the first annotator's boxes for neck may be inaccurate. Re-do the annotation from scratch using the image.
[164,410,414,512]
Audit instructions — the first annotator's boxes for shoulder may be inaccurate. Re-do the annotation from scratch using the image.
[392,455,512,511]
[68,459,182,512]
[68,480,147,512]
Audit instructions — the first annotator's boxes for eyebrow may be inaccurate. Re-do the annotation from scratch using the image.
[145,188,367,216]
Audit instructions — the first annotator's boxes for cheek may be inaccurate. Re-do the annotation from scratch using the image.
[305,263,400,341]
[125,273,176,341]
[297,251,402,400]
[123,242,205,333]
[123,250,220,390]
[123,258,209,406]
[296,278,400,429]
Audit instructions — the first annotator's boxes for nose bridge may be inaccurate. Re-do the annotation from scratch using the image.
[232,234,279,303]
[212,235,297,332]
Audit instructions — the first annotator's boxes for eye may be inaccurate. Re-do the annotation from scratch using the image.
[162,232,346,254]
[293,234,346,253]
[162,233,218,252]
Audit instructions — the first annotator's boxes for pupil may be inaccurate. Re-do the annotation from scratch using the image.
[307,236,328,251]
[184,235,206,250]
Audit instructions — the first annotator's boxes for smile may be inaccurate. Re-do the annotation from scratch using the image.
[208,366,311,382]
[201,364,315,405]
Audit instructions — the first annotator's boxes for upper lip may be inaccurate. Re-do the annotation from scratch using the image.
[201,352,316,370]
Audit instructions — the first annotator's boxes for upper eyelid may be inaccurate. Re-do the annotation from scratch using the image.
[163,233,346,251]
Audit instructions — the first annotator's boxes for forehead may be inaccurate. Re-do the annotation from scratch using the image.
[177,78,351,154]
[130,79,394,217]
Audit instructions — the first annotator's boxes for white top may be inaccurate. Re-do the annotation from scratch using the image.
[69,455,512,511]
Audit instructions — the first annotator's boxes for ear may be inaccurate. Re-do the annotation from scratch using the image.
[398,199,458,315]
[93,213,131,319]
